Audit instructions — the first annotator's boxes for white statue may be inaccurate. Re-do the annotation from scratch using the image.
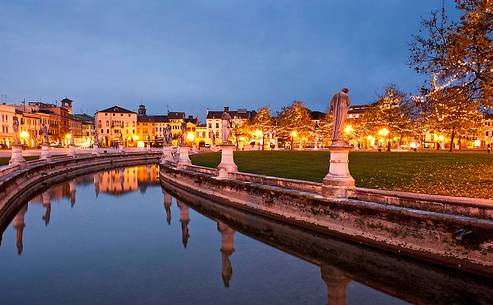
[12,116,20,145]
[329,88,350,145]
[41,124,49,144]
[221,111,232,144]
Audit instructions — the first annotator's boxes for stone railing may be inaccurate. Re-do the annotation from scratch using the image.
[172,163,493,221]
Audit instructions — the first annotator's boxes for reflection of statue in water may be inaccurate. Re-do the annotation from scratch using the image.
[163,191,173,225]
[12,116,20,145]
[221,110,232,144]
[321,264,351,305]
[177,200,190,248]
[329,88,350,145]
[217,222,235,288]
[13,205,27,256]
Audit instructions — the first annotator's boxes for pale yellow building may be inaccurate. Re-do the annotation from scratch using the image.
[205,107,255,145]
[0,104,17,147]
[95,106,137,147]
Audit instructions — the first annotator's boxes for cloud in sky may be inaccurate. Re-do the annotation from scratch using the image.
[0,0,453,118]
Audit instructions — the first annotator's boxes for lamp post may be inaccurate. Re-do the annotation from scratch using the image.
[290,130,297,151]
[186,132,195,148]
[378,128,390,151]
[255,129,263,151]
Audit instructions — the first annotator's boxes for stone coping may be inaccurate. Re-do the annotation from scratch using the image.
[178,164,493,221]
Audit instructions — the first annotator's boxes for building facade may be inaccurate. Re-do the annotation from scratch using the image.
[95,106,137,147]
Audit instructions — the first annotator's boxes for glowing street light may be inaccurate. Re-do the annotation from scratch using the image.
[290,130,297,151]
[344,125,353,134]
[132,134,139,141]
[19,130,29,139]
[378,128,389,137]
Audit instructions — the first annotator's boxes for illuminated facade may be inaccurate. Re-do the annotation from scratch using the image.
[206,107,255,145]
[95,105,137,147]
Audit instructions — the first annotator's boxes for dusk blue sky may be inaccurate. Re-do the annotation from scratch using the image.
[0,0,456,118]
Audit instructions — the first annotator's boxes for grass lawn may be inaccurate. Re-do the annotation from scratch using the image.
[190,151,493,199]
[0,156,39,166]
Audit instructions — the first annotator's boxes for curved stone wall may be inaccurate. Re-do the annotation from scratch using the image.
[0,152,161,235]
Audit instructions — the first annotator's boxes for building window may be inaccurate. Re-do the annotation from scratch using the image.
[215,123,219,128]
[106,129,109,133]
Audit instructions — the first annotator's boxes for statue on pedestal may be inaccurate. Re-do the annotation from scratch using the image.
[146,134,151,148]
[41,124,49,144]
[211,131,216,146]
[119,132,124,147]
[93,129,99,146]
[329,88,350,146]
[178,121,187,146]
[163,126,172,146]
[12,116,20,145]
[221,111,232,145]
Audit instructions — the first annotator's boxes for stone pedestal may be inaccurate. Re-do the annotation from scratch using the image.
[68,145,76,157]
[217,144,238,179]
[322,144,355,198]
[9,144,25,166]
[40,143,50,160]
[176,146,192,168]
[161,145,174,164]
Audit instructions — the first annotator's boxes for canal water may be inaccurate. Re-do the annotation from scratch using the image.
[0,165,491,305]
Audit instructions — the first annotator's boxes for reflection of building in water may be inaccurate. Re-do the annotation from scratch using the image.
[321,265,351,305]
[163,191,173,225]
[177,200,190,248]
[94,165,159,195]
[217,221,235,288]
[12,205,27,256]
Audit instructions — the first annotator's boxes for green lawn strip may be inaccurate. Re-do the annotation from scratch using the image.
[190,151,493,199]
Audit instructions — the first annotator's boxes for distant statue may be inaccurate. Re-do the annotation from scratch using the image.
[329,88,350,145]
[211,131,216,146]
[93,129,99,146]
[12,116,20,145]
[179,121,187,146]
[119,131,124,146]
[221,111,232,144]
[41,124,49,144]
[163,126,172,146]
[146,134,151,148]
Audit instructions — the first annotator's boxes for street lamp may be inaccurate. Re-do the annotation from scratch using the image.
[186,132,195,147]
[65,133,72,147]
[255,129,263,150]
[19,131,29,146]
[290,130,298,151]
[378,128,390,151]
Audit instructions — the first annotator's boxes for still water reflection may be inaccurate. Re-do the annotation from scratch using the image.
[0,165,491,305]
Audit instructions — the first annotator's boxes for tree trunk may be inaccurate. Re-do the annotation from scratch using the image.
[449,129,455,152]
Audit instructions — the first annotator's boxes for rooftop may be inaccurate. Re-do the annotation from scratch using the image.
[97,105,136,114]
